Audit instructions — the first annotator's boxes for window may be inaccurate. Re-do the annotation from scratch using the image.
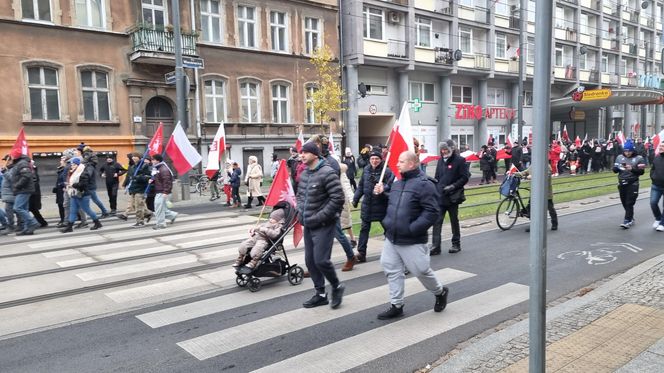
[204,79,226,123]
[304,17,320,54]
[579,53,587,70]
[271,84,289,123]
[81,70,110,121]
[621,58,627,75]
[452,85,472,104]
[270,11,287,52]
[555,6,565,29]
[240,81,260,122]
[495,2,510,16]
[579,13,588,35]
[601,54,609,73]
[409,82,434,102]
[487,88,505,106]
[237,5,256,48]
[563,46,573,66]
[527,1,536,22]
[305,84,317,124]
[524,91,533,106]
[27,66,60,120]
[459,27,472,54]
[527,37,535,63]
[415,17,431,47]
[366,84,387,95]
[141,0,167,29]
[22,0,51,21]
[458,0,473,7]
[555,46,563,67]
[76,0,105,28]
[201,0,222,43]
[362,7,384,40]
[495,33,507,59]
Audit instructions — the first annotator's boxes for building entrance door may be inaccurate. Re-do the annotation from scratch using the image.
[145,96,174,139]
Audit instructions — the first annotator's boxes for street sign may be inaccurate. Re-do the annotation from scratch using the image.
[182,56,205,69]
[369,104,377,114]
[411,99,422,112]
[581,89,612,101]
[165,71,176,85]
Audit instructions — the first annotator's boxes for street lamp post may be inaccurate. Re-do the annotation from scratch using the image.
[172,0,190,200]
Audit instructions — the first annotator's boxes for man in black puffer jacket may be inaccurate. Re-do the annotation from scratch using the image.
[431,139,469,255]
[353,150,394,262]
[296,142,346,310]
[10,151,39,235]
[376,151,448,320]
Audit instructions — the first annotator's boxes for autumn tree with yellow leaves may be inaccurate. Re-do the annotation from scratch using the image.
[307,45,345,128]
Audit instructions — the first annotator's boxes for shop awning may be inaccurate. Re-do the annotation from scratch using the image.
[550,88,663,114]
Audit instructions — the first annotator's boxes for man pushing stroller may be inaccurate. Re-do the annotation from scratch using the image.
[233,209,286,269]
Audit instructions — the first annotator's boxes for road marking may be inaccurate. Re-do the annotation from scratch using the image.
[176,268,476,360]
[56,245,175,268]
[43,239,158,258]
[28,235,106,249]
[251,283,529,372]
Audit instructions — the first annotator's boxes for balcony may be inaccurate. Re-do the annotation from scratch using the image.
[475,54,491,69]
[434,48,455,64]
[629,11,640,23]
[565,65,576,79]
[565,28,578,42]
[129,24,198,65]
[561,0,578,4]
[609,73,620,85]
[475,7,489,23]
[387,39,408,58]
[589,69,599,82]
[510,16,520,29]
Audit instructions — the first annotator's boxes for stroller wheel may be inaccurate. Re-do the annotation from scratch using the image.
[248,278,262,292]
[236,274,249,287]
[288,266,305,285]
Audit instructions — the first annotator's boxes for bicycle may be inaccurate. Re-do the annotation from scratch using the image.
[189,174,209,196]
[495,175,530,231]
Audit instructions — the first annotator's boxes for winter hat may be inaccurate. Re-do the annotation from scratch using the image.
[623,139,635,152]
[439,139,456,152]
[70,157,82,165]
[369,150,383,159]
[301,141,320,157]
[10,148,22,160]
[269,208,285,222]
[131,152,141,158]
[77,142,86,151]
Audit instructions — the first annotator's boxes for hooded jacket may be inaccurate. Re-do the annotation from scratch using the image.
[353,161,394,221]
[434,151,469,207]
[650,152,664,188]
[296,159,344,229]
[11,155,35,195]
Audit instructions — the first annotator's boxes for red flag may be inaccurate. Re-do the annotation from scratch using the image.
[265,159,302,247]
[460,150,479,162]
[575,136,581,148]
[506,134,513,148]
[496,148,512,160]
[386,102,414,179]
[562,125,570,142]
[204,123,226,178]
[507,164,519,175]
[165,123,202,175]
[147,123,164,156]
[653,129,664,155]
[295,129,305,152]
[418,152,440,164]
[12,128,30,156]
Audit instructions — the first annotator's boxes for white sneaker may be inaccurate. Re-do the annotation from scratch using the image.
[657,225,664,232]
[653,220,662,229]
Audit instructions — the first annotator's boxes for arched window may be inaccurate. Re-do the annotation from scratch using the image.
[305,84,318,124]
[239,80,260,122]
[204,78,226,123]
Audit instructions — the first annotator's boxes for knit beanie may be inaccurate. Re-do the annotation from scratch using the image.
[301,141,320,157]
[269,208,285,222]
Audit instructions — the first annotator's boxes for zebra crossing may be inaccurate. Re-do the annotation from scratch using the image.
[0,209,531,372]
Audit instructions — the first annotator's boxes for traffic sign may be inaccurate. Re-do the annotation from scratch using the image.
[182,56,204,69]
[165,71,176,85]
[411,99,422,112]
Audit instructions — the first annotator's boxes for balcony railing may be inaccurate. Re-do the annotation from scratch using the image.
[564,64,576,79]
[475,54,491,69]
[629,11,640,23]
[434,48,455,64]
[566,28,577,42]
[387,39,408,58]
[589,69,599,82]
[130,25,198,56]
[441,6,453,16]
[561,0,578,4]
[610,74,620,84]
[510,16,520,29]
[629,43,637,54]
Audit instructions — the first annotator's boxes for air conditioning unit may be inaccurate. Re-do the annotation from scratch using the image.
[388,11,400,24]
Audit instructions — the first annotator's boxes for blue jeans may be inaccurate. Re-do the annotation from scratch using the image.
[335,219,354,260]
[3,201,14,227]
[0,207,7,226]
[650,184,664,222]
[90,189,109,214]
[68,195,98,223]
[14,193,37,231]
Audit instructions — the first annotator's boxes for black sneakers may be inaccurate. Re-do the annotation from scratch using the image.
[303,294,329,308]
[377,304,404,320]
[448,245,461,254]
[434,287,449,312]
[331,284,345,309]
[429,247,441,256]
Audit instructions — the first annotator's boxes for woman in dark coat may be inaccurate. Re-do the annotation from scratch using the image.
[54,157,68,227]
[29,163,48,227]
[479,145,493,185]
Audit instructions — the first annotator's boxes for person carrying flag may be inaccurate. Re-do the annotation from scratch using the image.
[117,152,152,227]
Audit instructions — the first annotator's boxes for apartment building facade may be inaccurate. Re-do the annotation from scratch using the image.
[0,0,338,175]
[341,0,664,154]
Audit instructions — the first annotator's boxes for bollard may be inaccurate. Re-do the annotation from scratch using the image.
[171,179,181,202]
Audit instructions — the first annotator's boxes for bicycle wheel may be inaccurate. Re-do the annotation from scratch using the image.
[496,197,520,231]
[196,181,207,195]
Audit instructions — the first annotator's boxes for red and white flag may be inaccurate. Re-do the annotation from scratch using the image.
[419,152,440,164]
[653,129,664,155]
[562,125,570,142]
[328,130,337,158]
[12,128,30,156]
[506,134,514,148]
[165,122,202,175]
[265,159,302,247]
[575,136,581,148]
[460,150,480,162]
[583,133,588,144]
[507,164,519,175]
[496,148,512,160]
[147,123,164,156]
[616,131,626,145]
[295,129,305,152]
[386,101,415,179]
[204,123,226,178]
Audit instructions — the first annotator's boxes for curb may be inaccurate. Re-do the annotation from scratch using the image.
[433,252,664,372]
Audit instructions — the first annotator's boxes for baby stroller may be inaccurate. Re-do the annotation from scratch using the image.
[235,201,305,292]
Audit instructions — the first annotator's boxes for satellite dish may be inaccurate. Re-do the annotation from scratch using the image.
[358,82,367,98]
[453,49,463,61]
[641,1,649,9]
[579,46,587,55]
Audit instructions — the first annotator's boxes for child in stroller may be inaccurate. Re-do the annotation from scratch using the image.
[233,209,285,269]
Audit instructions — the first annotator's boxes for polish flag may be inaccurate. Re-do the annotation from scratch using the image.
[385,101,415,179]
[496,148,512,160]
[328,130,337,158]
[575,136,581,148]
[165,122,202,175]
[653,129,664,155]
[616,131,626,145]
[147,123,164,156]
[507,164,519,175]
[204,123,226,178]
[506,134,514,148]
[562,125,570,142]
[419,152,440,164]
[12,128,30,156]
[583,133,588,144]
[265,159,302,247]
[460,150,480,162]
[295,129,305,152]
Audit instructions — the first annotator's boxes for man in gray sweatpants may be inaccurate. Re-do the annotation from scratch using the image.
[375,151,448,320]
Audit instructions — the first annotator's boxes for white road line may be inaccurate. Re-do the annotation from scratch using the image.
[136,260,387,327]
[44,239,158,258]
[176,268,476,360]
[250,283,529,373]
[28,235,106,249]
[56,245,175,268]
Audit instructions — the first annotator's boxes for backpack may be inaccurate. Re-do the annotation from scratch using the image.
[499,175,520,197]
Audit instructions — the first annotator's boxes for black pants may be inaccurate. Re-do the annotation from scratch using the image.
[29,206,48,226]
[106,183,119,211]
[525,199,558,227]
[357,218,384,256]
[348,177,357,191]
[304,223,339,294]
[57,203,65,223]
[481,170,492,183]
[619,182,639,221]
[432,203,461,249]
[231,185,241,204]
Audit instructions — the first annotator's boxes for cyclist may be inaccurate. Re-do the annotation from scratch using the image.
[515,164,558,232]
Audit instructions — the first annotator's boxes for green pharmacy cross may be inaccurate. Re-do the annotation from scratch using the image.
[411,99,422,112]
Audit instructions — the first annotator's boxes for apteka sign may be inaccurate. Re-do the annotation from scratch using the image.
[455,104,516,120]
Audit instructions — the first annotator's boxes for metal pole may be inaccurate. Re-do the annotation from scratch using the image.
[518,0,527,142]
[530,0,554,371]
[338,0,346,147]
[172,0,190,200]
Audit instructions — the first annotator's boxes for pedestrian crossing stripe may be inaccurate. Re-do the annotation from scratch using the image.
[250,283,529,373]
[176,268,476,360]
[43,239,157,258]
[56,245,175,268]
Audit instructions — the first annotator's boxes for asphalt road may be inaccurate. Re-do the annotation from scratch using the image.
[0,200,661,373]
